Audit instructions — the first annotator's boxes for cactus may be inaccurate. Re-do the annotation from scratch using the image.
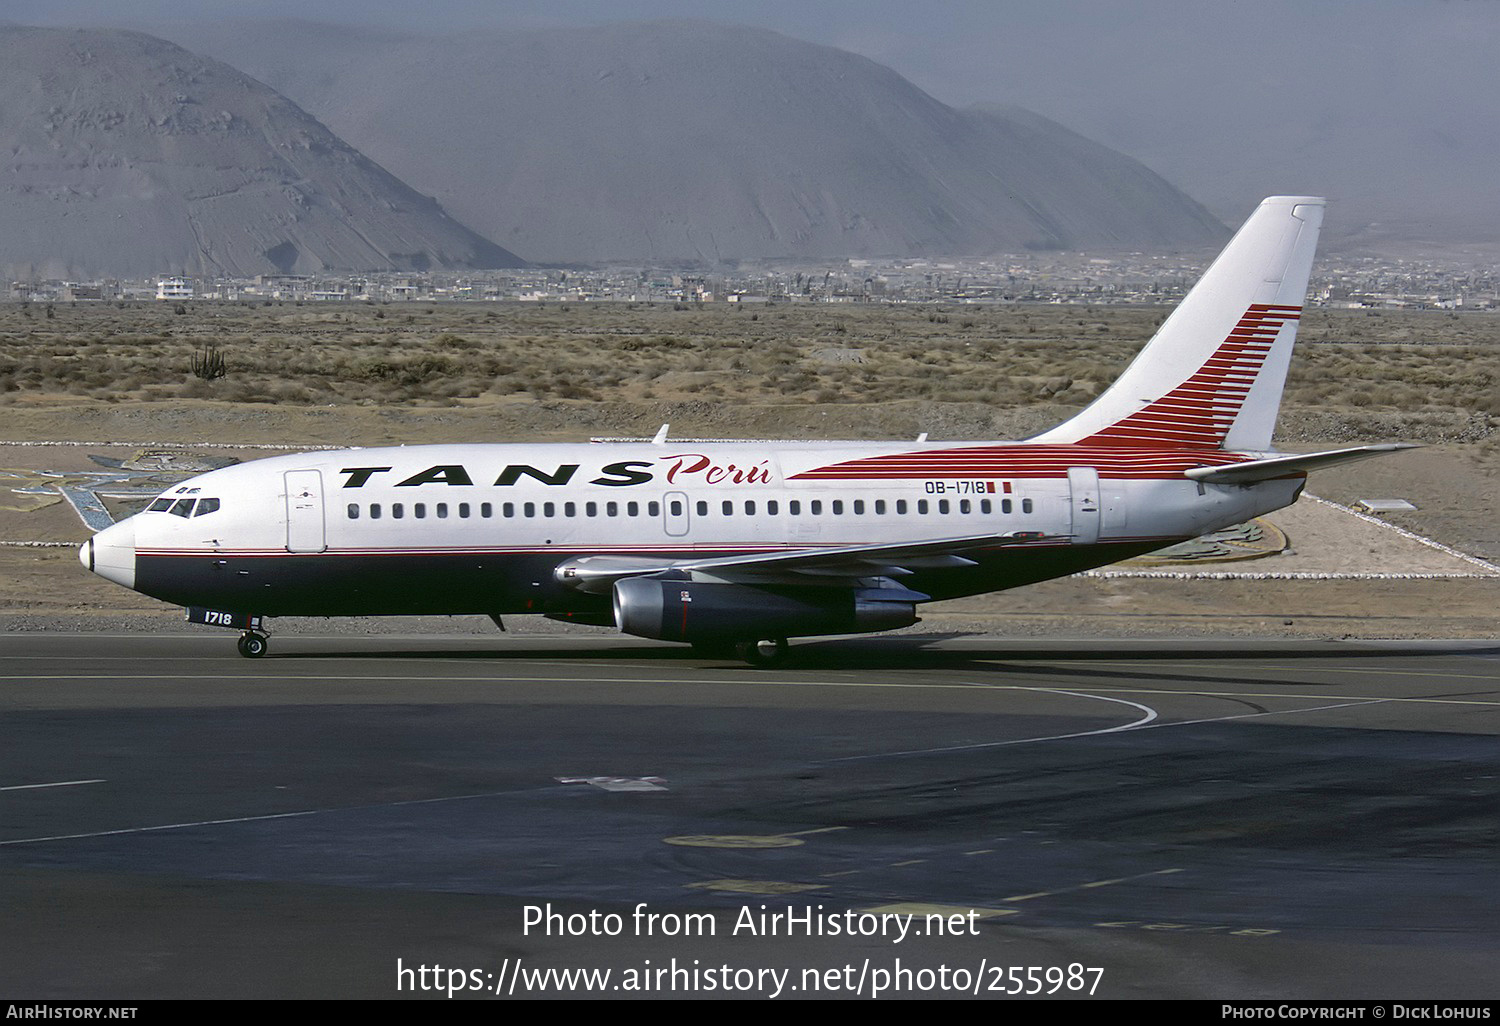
[191,344,227,381]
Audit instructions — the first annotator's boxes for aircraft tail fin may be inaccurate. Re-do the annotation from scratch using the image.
[1032,196,1324,451]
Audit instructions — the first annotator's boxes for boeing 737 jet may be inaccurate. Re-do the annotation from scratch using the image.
[81,197,1412,664]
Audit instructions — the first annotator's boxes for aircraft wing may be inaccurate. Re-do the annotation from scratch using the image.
[554,531,1063,594]
[1185,443,1420,484]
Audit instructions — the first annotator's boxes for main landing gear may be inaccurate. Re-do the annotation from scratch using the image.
[690,637,790,666]
[735,637,790,668]
[237,630,269,658]
[689,637,791,666]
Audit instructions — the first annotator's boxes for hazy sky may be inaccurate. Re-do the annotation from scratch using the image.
[10,1,1498,244]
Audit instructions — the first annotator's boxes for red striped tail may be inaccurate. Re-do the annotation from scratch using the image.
[1030,197,1324,452]
[1082,304,1302,449]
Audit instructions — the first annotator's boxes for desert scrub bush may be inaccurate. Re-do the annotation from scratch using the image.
[351,354,460,385]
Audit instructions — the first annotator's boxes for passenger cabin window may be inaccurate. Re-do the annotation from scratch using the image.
[347,503,359,520]
[392,503,404,519]
[414,503,426,519]
[437,503,448,519]
[459,503,470,518]
[1022,498,1034,514]
[370,504,382,519]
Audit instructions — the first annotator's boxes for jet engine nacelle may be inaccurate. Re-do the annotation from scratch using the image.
[611,576,918,643]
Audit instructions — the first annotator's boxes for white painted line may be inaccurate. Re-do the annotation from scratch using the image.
[0,778,105,792]
[4,674,1500,705]
[0,783,549,847]
[1128,698,1389,732]
[831,688,1160,762]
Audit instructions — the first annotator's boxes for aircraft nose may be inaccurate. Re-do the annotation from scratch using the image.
[83,517,137,590]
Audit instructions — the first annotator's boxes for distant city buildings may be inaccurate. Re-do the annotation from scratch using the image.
[154,277,194,300]
[8,251,1498,311]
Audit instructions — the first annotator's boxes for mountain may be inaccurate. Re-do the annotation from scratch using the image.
[0,26,523,279]
[159,19,1228,266]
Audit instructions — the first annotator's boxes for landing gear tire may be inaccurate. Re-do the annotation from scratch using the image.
[735,637,789,668]
[237,632,269,659]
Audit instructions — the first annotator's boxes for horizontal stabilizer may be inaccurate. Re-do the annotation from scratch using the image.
[1184,444,1420,484]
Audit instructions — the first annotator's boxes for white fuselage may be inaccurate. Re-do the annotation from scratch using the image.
[85,439,1302,619]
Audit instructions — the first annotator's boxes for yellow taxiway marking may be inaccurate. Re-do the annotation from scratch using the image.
[685,880,827,895]
[1096,920,1280,938]
[664,826,848,849]
[665,835,802,849]
[1003,868,1183,904]
[861,903,1018,920]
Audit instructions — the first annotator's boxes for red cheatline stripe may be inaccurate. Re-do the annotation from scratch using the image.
[789,442,1253,480]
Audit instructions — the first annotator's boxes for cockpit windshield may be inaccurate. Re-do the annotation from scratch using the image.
[146,497,221,517]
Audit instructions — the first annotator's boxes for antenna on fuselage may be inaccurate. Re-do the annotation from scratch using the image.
[652,423,670,445]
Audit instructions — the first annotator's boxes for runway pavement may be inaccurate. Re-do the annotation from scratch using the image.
[2,633,1498,999]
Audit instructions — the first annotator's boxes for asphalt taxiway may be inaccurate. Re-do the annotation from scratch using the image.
[2,633,1498,999]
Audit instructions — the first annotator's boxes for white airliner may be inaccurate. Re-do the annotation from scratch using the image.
[81,197,1412,664]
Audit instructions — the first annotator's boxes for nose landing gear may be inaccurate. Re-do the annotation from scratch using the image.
[237,631,269,659]
[186,607,269,658]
